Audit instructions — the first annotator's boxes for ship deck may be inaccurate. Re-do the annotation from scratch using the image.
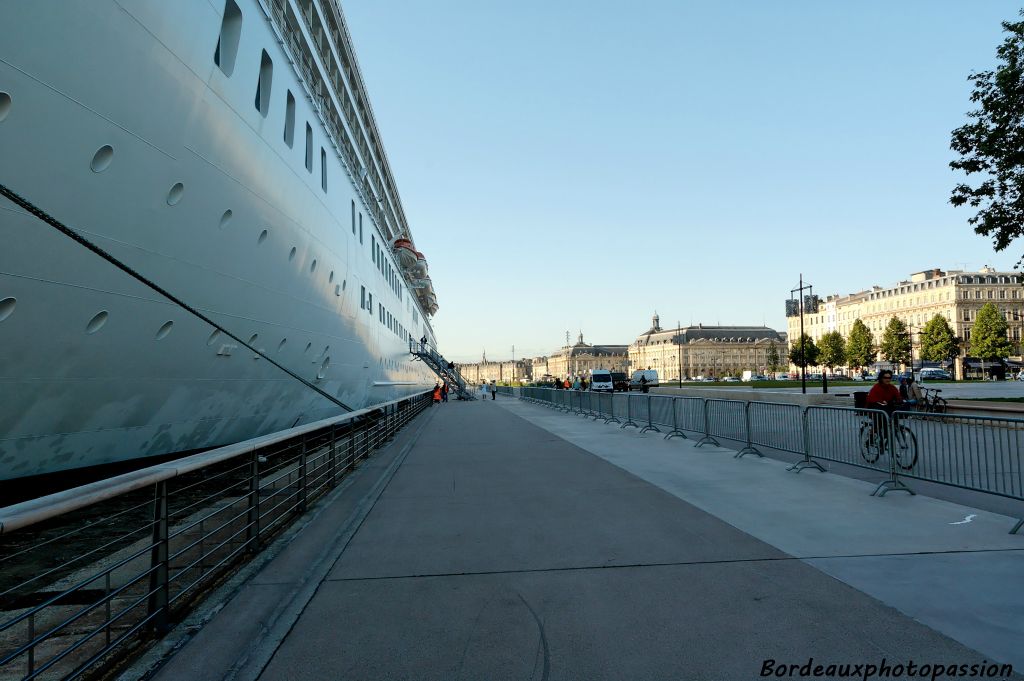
[139,395,1024,680]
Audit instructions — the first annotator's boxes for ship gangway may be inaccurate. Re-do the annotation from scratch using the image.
[408,339,475,399]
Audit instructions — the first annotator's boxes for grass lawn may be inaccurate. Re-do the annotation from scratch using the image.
[657,380,866,389]
[956,396,1024,403]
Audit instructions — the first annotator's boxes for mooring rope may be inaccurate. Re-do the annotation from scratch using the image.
[0,182,354,412]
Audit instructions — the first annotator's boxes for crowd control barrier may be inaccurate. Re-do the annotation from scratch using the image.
[517,387,1023,534]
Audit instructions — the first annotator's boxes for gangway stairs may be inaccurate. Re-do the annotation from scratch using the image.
[409,339,476,400]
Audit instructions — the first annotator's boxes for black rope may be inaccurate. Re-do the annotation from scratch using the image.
[0,183,354,412]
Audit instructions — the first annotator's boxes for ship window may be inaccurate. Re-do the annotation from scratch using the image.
[305,123,313,173]
[359,214,363,244]
[351,200,356,235]
[372,235,376,264]
[213,0,242,77]
[284,90,295,147]
[255,50,273,116]
[321,148,327,192]
[361,285,366,310]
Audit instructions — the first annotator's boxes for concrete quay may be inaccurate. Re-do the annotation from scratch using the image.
[138,395,1024,681]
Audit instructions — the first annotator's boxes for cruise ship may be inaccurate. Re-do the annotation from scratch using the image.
[0,0,440,480]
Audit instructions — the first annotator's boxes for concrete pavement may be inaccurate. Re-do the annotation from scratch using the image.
[145,396,1023,681]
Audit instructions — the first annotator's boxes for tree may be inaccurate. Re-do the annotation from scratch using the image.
[880,317,911,368]
[845,319,876,370]
[920,314,960,365]
[788,333,820,368]
[818,331,846,372]
[766,342,781,374]
[949,12,1024,262]
[971,302,1014,360]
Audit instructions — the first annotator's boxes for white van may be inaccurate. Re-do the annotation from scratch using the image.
[589,370,614,392]
[629,370,659,390]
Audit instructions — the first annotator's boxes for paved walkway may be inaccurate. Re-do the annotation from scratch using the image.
[145,396,1024,681]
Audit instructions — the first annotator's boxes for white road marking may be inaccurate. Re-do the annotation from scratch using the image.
[949,514,977,525]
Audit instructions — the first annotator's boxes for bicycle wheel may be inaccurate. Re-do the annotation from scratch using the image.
[859,422,881,463]
[893,426,918,470]
[933,397,947,414]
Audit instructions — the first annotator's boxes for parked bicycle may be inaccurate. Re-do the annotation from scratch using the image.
[918,387,947,414]
[858,411,918,470]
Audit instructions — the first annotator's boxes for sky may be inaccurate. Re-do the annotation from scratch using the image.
[342,1,1024,363]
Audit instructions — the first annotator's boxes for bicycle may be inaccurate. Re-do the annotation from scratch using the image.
[858,410,918,470]
[919,387,947,414]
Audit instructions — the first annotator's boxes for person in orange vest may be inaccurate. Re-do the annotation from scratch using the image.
[432,383,441,404]
[563,378,570,389]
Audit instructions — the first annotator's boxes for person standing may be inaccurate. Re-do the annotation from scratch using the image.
[490,380,497,400]
[480,381,489,399]
[441,382,449,403]
[432,383,441,405]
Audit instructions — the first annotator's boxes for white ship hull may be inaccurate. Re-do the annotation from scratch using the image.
[0,0,438,480]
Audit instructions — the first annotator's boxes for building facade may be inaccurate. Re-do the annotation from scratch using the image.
[629,315,787,380]
[786,267,1024,371]
[545,334,629,378]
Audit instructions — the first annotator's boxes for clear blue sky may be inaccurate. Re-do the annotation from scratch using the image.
[343,1,1023,363]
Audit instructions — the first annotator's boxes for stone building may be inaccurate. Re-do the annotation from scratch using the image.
[457,353,531,385]
[629,314,787,380]
[545,334,629,378]
[786,267,1024,373]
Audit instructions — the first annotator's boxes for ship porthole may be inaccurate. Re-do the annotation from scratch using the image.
[207,329,221,346]
[86,310,109,334]
[155,320,174,340]
[0,297,15,322]
[310,259,317,273]
[288,247,296,261]
[90,145,114,173]
[342,280,347,291]
[219,210,233,229]
[248,333,258,345]
[278,338,287,353]
[329,270,334,283]
[166,183,184,206]
[304,342,312,354]
[0,92,10,122]
[258,229,268,244]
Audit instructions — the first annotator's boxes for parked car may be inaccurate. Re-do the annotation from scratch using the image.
[610,372,630,391]
[722,376,740,382]
[920,369,952,381]
[629,370,659,391]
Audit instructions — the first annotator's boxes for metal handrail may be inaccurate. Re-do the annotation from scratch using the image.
[0,393,419,535]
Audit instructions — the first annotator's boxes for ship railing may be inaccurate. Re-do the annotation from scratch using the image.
[514,388,1024,533]
[0,391,432,680]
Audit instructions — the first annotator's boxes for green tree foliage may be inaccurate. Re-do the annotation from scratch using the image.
[766,343,781,373]
[971,302,1014,360]
[845,319,876,369]
[788,333,820,369]
[880,317,911,367]
[920,314,960,363]
[950,12,1024,261]
[817,331,847,370]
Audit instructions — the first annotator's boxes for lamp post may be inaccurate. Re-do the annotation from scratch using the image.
[790,274,815,395]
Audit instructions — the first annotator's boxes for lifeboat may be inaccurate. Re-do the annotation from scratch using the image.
[416,275,439,315]
[393,239,419,270]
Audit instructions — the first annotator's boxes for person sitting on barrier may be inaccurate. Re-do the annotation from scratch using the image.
[905,375,923,409]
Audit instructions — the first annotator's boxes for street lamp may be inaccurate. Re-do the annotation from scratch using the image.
[788,274,816,395]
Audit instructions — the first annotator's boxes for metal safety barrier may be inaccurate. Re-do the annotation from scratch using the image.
[515,388,1023,534]
[0,391,432,680]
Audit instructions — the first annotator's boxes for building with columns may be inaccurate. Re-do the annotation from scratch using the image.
[629,314,787,380]
[785,267,1024,373]
[545,333,629,378]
